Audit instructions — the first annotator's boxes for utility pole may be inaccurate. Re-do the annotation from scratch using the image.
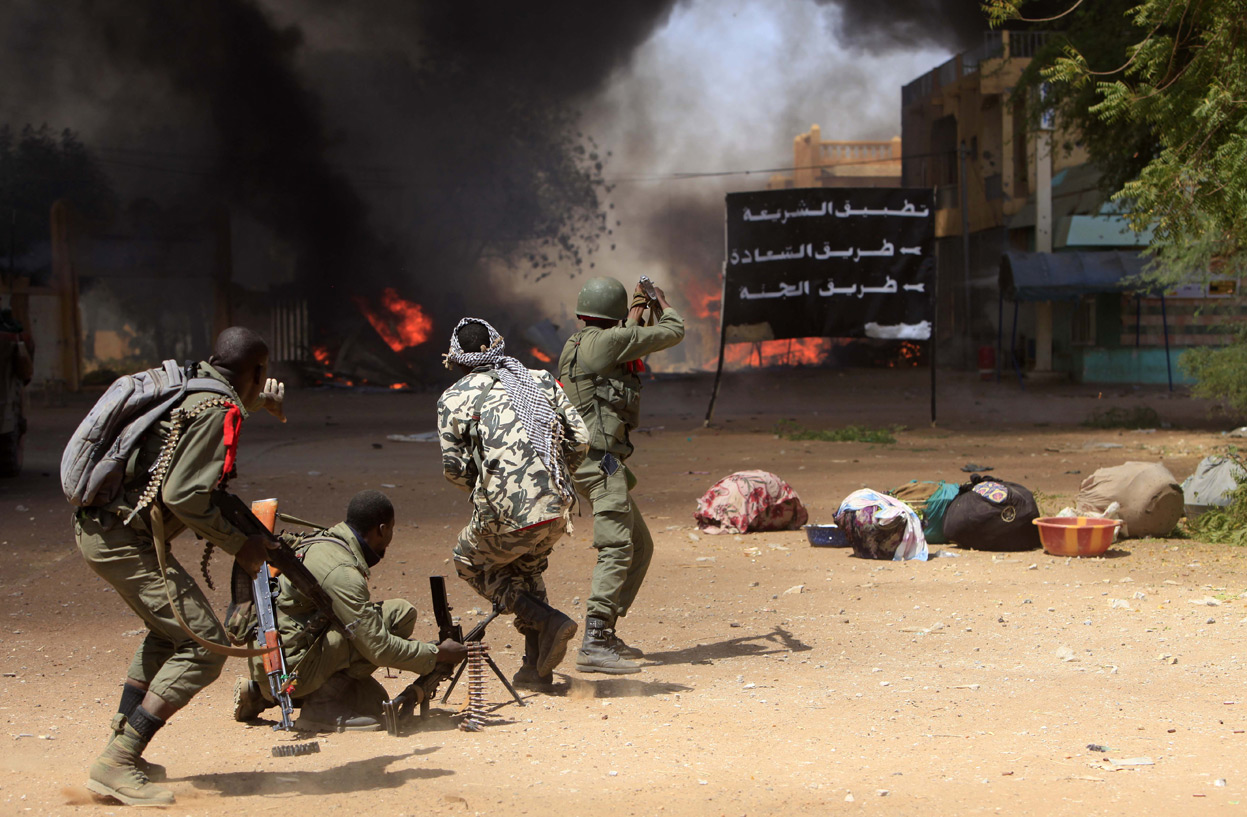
[959,141,972,369]
[1033,83,1055,373]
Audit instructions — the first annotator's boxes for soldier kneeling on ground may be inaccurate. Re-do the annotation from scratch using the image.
[232,490,467,731]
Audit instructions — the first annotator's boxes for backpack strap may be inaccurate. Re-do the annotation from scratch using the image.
[471,370,500,418]
[467,372,500,486]
[566,334,612,454]
[292,534,354,561]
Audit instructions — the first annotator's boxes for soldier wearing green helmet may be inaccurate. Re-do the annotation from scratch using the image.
[558,276,684,673]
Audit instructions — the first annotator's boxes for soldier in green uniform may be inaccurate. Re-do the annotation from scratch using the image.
[74,327,284,807]
[438,318,591,688]
[558,277,684,674]
[232,490,468,731]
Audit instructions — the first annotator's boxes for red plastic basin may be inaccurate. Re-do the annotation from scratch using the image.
[1033,516,1121,557]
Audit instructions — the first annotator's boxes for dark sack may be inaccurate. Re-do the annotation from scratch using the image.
[942,475,1041,551]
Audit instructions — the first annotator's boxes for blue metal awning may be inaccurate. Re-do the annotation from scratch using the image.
[1000,250,1157,301]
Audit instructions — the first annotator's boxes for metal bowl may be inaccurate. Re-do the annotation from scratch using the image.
[804,524,849,548]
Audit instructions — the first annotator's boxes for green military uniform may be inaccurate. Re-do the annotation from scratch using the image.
[558,307,685,625]
[76,363,252,710]
[247,522,438,700]
[438,367,589,614]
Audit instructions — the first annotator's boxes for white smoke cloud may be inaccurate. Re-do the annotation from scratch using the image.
[567,0,954,369]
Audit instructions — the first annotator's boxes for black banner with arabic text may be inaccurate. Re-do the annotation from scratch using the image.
[723,187,934,342]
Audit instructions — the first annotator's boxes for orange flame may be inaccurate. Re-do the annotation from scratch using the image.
[886,341,923,368]
[353,287,434,352]
[684,277,721,321]
[390,382,409,390]
[725,338,831,368]
[530,346,552,363]
[312,345,331,366]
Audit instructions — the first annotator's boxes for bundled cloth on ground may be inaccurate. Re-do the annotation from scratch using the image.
[889,480,958,544]
[1076,461,1183,538]
[694,470,808,534]
[833,488,928,561]
[942,475,1041,551]
[1181,456,1245,521]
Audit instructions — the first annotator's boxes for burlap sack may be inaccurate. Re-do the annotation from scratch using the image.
[1076,461,1183,538]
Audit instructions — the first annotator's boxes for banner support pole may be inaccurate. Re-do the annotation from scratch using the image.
[704,265,728,427]
[930,228,938,426]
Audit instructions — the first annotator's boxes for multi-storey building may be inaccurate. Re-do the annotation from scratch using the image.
[900,30,1234,383]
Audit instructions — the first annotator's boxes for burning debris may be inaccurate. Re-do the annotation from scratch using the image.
[308,288,433,388]
[351,288,434,354]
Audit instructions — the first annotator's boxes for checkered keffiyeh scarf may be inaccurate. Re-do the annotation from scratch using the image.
[443,317,561,478]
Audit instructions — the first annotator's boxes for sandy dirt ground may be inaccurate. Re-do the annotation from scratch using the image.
[4,367,1247,816]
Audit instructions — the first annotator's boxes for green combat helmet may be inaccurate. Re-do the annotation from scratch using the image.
[575,277,628,321]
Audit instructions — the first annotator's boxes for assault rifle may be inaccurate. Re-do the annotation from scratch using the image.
[247,499,296,731]
[214,490,355,640]
[380,576,525,736]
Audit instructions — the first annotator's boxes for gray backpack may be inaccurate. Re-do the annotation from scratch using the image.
[61,360,234,508]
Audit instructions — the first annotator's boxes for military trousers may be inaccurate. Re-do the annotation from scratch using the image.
[574,454,654,624]
[453,518,566,618]
[75,509,228,711]
[253,598,418,701]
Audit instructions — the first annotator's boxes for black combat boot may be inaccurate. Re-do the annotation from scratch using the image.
[512,630,555,689]
[294,673,381,732]
[575,616,640,675]
[606,629,644,659]
[510,593,578,675]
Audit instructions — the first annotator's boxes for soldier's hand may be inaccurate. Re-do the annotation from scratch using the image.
[235,534,270,578]
[435,639,469,664]
[260,378,286,423]
[651,284,671,311]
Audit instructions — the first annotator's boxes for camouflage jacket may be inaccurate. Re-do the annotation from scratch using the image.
[437,367,590,534]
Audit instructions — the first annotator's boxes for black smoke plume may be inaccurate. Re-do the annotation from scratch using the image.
[0,0,986,358]
[821,0,988,51]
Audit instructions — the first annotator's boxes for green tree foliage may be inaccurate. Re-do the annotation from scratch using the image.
[999,0,1156,199]
[986,0,1247,281]
[1180,327,1247,416]
[0,125,116,261]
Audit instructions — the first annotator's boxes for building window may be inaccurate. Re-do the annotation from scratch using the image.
[1071,295,1096,346]
[984,173,1003,201]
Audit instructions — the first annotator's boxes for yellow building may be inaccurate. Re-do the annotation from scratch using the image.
[902,30,1232,384]
[768,126,901,190]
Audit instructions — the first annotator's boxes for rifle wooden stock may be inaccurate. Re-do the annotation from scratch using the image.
[213,490,354,639]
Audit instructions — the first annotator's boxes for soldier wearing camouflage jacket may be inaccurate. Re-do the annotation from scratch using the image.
[438,318,590,687]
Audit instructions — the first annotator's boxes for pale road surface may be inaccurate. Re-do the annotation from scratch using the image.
[2,368,1244,816]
